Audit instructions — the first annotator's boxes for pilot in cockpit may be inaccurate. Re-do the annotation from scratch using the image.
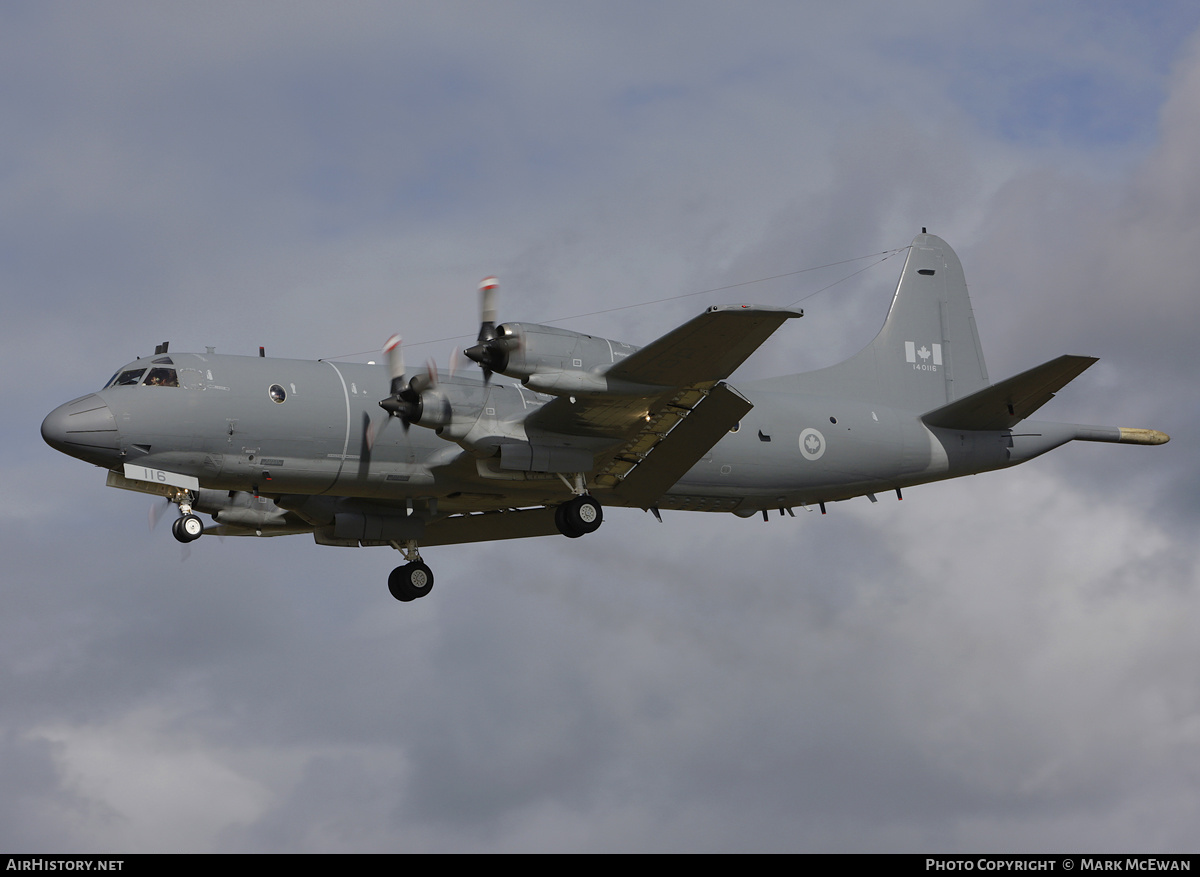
[143,367,178,387]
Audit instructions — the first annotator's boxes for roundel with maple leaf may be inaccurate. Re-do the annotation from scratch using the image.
[798,427,826,461]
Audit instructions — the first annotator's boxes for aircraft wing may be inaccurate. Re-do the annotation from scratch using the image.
[524,305,799,506]
[605,304,803,387]
[921,354,1098,431]
[209,506,565,545]
[421,507,562,545]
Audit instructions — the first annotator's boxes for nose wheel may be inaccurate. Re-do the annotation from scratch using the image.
[171,512,204,543]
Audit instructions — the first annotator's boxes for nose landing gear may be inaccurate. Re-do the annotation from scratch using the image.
[172,513,204,543]
[167,489,204,543]
[380,490,605,602]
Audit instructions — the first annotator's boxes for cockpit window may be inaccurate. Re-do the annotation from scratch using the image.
[104,366,179,388]
[144,367,178,387]
[109,368,146,387]
[152,355,174,365]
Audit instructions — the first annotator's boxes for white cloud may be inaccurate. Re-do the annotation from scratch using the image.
[33,709,275,852]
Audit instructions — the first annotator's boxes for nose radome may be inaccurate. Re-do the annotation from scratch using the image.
[41,394,121,464]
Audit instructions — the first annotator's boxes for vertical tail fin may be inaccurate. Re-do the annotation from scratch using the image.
[767,233,990,409]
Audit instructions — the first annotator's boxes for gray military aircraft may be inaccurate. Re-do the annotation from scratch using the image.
[42,233,1168,601]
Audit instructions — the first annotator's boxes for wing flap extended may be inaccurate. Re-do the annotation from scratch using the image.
[421,507,562,545]
[921,354,1098,431]
[603,381,752,508]
[301,506,563,547]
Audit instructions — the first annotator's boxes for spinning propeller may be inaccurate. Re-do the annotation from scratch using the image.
[369,334,438,449]
[369,276,511,451]
[464,276,517,383]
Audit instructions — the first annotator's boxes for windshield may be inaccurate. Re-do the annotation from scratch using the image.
[108,367,146,387]
[104,366,179,388]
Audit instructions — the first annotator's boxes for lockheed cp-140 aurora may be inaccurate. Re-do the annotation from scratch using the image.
[42,233,1168,601]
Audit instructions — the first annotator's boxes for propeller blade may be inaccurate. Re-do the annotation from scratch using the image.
[377,337,439,431]
[148,497,171,532]
[366,412,403,450]
[379,333,417,428]
[479,276,498,342]
[475,276,500,385]
[383,334,405,395]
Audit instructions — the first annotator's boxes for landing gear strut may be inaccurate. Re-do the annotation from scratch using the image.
[555,494,603,538]
[387,539,434,602]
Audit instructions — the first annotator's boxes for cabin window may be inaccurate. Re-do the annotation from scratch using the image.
[269,384,287,403]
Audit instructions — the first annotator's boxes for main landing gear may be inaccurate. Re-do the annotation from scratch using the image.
[382,491,604,602]
[389,562,434,602]
[554,494,603,538]
[387,540,434,602]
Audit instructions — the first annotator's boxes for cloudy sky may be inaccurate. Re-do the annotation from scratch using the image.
[5,1,1200,853]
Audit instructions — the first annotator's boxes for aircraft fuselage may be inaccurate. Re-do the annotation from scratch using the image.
[43,350,1073,517]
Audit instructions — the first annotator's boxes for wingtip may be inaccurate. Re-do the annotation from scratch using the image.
[704,304,803,318]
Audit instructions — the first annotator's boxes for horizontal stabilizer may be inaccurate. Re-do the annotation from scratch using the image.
[921,354,1098,431]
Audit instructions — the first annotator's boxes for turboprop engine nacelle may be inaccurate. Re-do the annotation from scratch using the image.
[467,322,655,396]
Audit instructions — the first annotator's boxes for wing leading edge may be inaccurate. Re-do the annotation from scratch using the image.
[606,304,804,387]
